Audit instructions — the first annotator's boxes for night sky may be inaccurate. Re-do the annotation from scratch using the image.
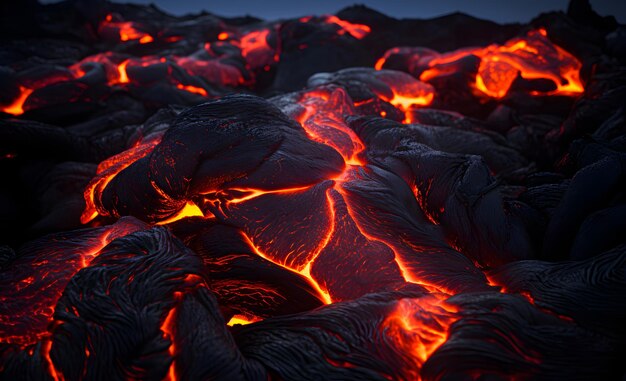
[79,0,625,23]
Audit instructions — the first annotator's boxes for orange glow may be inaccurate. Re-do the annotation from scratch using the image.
[69,53,134,87]
[383,29,584,99]
[298,188,337,280]
[206,185,313,207]
[176,83,208,96]
[217,32,229,40]
[78,230,115,269]
[324,15,370,39]
[297,87,365,165]
[240,232,332,304]
[377,82,435,123]
[412,183,439,225]
[117,60,129,84]
[0,225,134,348]
[43,339,63,381]
[101,14,154,44]
[332,180,449,295]
[240,29,271,60]
[161,305,179,381]
[227,28,277,70]
[374,57,386,71]
[227,314,261,326]
[156,202,207,225]
[300,15,370,39]
[174,55,245,87]
[388,92,434,110]
[419,66,456,82]
[383,295,457,380]
[1,86,33,116]
[81,137,161,223]
[139,35,154,44]
[471,31,585,97]
[375,47,401,70]
[486,275,575,324]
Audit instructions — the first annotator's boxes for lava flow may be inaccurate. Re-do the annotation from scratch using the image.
[99,13,154,44]
[0,218,146,347]
[376,28,584,99]
[3,2,624,380]
[81,134,163,223]
[299,15,371,39]
[383,295,458,380]
[28,28,580,380]
[68,50,574,375]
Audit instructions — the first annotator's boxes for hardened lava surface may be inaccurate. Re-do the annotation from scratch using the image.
[1,0,626,380]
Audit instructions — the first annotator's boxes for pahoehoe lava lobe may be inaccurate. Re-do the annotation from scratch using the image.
[99,95,345,222]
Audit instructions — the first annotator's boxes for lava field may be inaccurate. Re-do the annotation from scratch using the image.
[1,0,626,380]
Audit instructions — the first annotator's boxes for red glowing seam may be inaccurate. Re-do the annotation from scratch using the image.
[486,275,575,323]
[240,231,333,305]
[300,15,371,40]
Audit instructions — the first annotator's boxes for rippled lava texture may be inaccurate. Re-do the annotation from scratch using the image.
[1,0,626,380]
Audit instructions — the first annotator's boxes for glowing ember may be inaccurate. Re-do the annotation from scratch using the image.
[156,202,207,225]
[161,303,179,381]
[1,86,33,116]
[117,59,130,84]
[176,84,208,97]
[227,314,261,326]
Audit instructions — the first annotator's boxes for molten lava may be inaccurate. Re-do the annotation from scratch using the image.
[227,314,262,326]
[176,84,208,96]
[240,29,273,62]
[3,3,622,380]
[300,15,371,40]
[471,29,584,97]
[16,15,589,380]
[81,135,162,223]
[240,220,334,305]
[296,87,366,165]
[383,295,458,380]
[100,14,154,44]
[377,28,584,99]
[1,86,33,115]
[0,220,146,347]
[161,303,179,381]
[380,84,435,123]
